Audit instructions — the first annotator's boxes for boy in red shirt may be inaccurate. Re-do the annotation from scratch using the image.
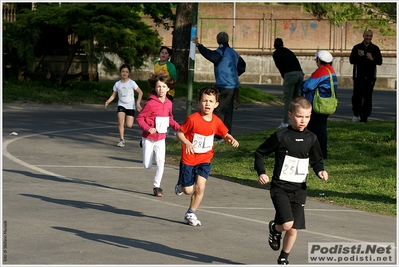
[175,87,240,226]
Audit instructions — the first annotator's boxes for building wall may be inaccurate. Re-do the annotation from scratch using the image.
[109,3,395,89]
[195,3,396,52]
[101,3,398,89]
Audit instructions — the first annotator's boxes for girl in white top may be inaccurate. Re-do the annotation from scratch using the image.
[105,63,143,147]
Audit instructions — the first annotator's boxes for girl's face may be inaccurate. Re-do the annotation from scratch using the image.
[288,106,311,131]
[154,80,170,98]
[198,93,219,116]
[120,67,130,80]
[159,49,170,63]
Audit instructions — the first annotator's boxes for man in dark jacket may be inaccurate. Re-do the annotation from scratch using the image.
[193,32,246,141]
[349,29,383,123]
[273,38,304,129]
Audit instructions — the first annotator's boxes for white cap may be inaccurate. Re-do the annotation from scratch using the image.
[315,50,333,63]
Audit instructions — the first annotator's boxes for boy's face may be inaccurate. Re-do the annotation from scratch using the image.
[159,49,170,62]
[288,106,312,131]
[198,93,219,116]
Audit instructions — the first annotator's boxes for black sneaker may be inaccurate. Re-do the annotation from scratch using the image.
[268,220,282,251]
[277,257,289,265]
[153,187,163,197]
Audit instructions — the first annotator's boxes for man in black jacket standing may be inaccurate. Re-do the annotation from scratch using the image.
[349,29,383,123]
[273,38,304,129]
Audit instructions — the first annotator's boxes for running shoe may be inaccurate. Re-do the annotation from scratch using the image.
[153,187,163,197]
[174,184,183,196]
[277,257,289,265]
[117,139,125,147]
[184,212,201,226]
[268,220,282,251]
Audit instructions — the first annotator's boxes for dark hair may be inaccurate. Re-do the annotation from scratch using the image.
[216,32,229,44]
[159,46,173,56]
[119,63,131,73]
[148,75,176,90]
[289,96,312,113]
[198,86,220,102]
[274,38,284,49]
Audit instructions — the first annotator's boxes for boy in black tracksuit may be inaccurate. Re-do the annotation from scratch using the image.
[254,96,328,265]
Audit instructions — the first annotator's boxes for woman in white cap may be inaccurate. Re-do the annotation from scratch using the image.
[301,50,338,159]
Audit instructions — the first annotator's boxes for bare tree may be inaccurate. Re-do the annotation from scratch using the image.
[171,3,194,84]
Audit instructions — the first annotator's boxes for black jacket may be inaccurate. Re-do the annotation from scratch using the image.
[273,47,303,78]
[254,126,324,191]
[349,42,383,81]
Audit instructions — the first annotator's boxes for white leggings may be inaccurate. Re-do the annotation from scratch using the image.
[142,137,165,188]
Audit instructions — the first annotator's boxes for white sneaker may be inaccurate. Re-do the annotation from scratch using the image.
[277,122,289,129]
[117,139,125,147]
[174,184,183,196]
[352,116,359,122]
[184,212,201,226]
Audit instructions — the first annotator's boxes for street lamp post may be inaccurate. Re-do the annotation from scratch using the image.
[186,3,198,117]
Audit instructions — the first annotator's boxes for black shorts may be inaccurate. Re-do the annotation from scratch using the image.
[270,186,307,229]
[117,106,135,117]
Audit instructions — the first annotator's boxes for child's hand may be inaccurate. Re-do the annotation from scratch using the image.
[318,171,328,181]
[225,134,239,147]
[228,138,239,147]
[185,142,195,154]
[148,128,157,134]
[136,103,142,112]
[258,174,269,185]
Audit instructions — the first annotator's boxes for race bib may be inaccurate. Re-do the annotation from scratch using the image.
[279,155,309,183]
[192,133,214,153]
[155,117,169,133]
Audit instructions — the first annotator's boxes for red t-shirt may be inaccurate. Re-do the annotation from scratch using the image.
[180,111,228,166]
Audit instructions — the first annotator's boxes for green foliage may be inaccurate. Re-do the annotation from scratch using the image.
[132,3,175,29]
[3,3,174,81]
[3,10,41,75]
[302,3,396,36]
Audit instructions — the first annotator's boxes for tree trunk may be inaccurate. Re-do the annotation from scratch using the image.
[58,40,79,85]
[171,3,193,84]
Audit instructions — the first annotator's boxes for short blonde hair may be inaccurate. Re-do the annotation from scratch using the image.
[289,96,312,113]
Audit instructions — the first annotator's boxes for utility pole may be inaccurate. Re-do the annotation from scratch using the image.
[186,3,198,117]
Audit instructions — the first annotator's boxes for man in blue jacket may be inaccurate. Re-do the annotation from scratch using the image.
[193,32,246,141]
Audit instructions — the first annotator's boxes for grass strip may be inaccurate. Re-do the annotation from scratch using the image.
[166,120,396,217]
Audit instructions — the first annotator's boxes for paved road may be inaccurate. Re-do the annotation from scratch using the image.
[2,86,396,265]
